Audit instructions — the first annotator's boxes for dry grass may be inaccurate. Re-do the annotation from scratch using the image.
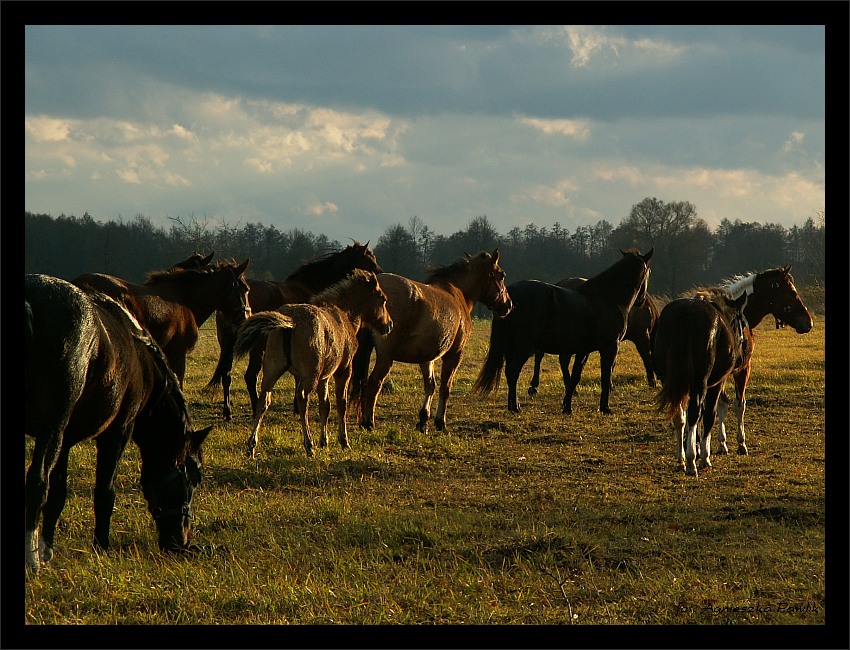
[23,306,830,639]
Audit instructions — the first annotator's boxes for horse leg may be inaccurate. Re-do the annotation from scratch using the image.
[435,351,463,431]
[673,406,686,472]
[221,372,233,421]
[25,432,64,570]
[504,352,528,413]
[563,353,589,415]
[360,357,392,430]
[557,353,573,414]
[417,361,437,433]
[634,335,656,388]
[699,385,724,471]
[716,391,731,455]
[528,351,544,396]
[166,349,187,389]
[598,343,618,414]
[92,425,132,551]
[316,379,331,449]
[335,371,352,449]
[247,360,287,457]
[37,445,72,564]
[731,369,749,455]
[245,345,264,417]
[297,382,315,457]
[684,394,703,477]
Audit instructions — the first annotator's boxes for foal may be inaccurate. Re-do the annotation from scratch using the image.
[233,270,393,457]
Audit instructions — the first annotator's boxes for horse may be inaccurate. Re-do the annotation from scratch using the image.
[25,274,212,571]
[473,248,653,415]
[350,250,513,433]
[526,277,661,397]
[72,259,251,386]
[206,241,383,420]
[653,289,750,476]
[712,265,813,456]
[232,270,393,457]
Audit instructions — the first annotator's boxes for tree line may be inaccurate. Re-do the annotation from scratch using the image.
[25,197,825,302]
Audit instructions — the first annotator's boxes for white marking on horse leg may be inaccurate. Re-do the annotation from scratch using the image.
[699,426,712,470]
[247,391,272,458]
[26,529,40,570]
[39,535,53,564]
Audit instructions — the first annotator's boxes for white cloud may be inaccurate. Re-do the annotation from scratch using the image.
[519,116,591,140]
[25,116,74,143]
[307,201,339,216]
[782,131,805,153]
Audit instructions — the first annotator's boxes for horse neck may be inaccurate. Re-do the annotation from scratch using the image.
[742,292,773,329]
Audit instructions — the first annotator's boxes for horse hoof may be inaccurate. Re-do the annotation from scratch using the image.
[562,406,572,415]
[435,420,445,431]
[359,421,373,431]
[600,407,612,415]
[527,387,538,396]
[737,446,748,456]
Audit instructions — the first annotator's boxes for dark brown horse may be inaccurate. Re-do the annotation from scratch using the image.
[350,250,513,433]
[473,249,653,415]
[72,259,251,386]
[25,274,211,571]
[233,270,393,457]
[207,242,383,420]
[526,277,661,396]
[711,265,813,456]
[653,289,749,476]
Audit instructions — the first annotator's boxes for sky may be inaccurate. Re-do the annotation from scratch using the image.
[24,24,827,245]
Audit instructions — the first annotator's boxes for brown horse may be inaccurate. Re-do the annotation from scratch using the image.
[72,259,251,386]
[207,241,383,420]
[474,249,653,415]
[233,270,393,457]
[712,265,813,456]
[25,275,211,571]
[170,251,215,270]
[653,289,749,476]
[526,277,661,396]
[350,250,513,433]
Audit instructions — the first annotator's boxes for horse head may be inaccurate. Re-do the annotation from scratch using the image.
[143,424,212,553]
[348,241,384,274]
[754,265,812,334]
[219,259,252,321]
[480,249,513,318]
[360,270,393,336]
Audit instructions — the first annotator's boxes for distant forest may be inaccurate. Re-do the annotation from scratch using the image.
[26,197,825,300]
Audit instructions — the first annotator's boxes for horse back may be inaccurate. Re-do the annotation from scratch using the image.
[277,303,356,379]
[372,273,468,363]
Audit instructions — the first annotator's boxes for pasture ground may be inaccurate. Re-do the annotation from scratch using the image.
[23,298,831,638]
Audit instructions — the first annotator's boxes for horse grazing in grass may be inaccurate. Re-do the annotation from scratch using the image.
[72,259,251,386]
[350,250,513,434]
[207,241,383,420]
[473,248,653,415]
[712,265,813,456]
[25,274,211,572]
[653,289,749,476]
[526,277,662,396]
[233,270,393,457]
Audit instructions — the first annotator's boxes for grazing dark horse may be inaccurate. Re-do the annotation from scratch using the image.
[526,277,661,396]
[350,250,513,433]
[233,270,393,457]
[206,241,383,420]
[25,274,211,571]
[653,289,749,476]
[712,265,813,456]
[72,259,251,386]
[473,248,653,415]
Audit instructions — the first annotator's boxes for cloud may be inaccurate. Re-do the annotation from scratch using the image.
[25,116,74,143]
[782,131,805,153]
[307,201,339,216]
[518,116,591,140]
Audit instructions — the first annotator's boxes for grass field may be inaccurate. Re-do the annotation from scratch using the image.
[23,297,829,635]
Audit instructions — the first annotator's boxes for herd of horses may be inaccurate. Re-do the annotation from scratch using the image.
[25,241,814,571]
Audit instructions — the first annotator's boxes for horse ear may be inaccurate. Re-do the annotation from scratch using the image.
[783,263,792,274]
[642,247,654,263]
[364,240,370,248]
[193,425,213,449]
[202,252,215,266]
[237,259,250,275]
[492,249,500,263]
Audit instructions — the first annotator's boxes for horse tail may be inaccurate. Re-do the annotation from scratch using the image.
[205,312,238,394]
[233,311,295,360]
[654,308,708,420]
[349,329,374,421]
[472,316,507,396]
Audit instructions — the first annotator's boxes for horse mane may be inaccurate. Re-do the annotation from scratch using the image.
[145,259,240,285]
[719,272,758,299]
[284,243,370,284]
[425,253,484,285]
[310,269,370,307]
